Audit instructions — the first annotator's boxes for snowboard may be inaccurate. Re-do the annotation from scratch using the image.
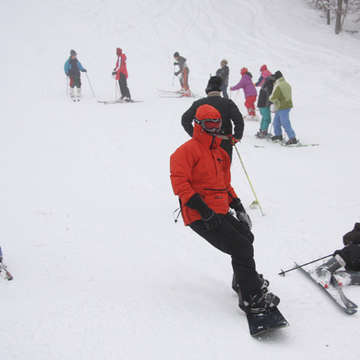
[246,307,288,337]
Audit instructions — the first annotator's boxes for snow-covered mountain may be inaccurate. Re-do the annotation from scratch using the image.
[1,0,360,358]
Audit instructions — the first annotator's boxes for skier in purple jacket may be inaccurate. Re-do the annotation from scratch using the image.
[230,67,257,120]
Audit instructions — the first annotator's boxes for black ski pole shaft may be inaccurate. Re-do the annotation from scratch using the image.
[279,254,333,276]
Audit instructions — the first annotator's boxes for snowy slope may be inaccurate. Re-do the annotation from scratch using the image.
[1,0,360,359]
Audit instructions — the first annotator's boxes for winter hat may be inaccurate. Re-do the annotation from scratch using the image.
[273,71,283,80]
[343,223,360,245]
[173,51,180,57]
[241,67,248,75]
[116,48,122,56]
[260,64,268,72]
[195,104,222,134]
[205,76,223,94]
[70,49,77,56]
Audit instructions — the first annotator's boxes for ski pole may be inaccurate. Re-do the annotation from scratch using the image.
[233,144,265,216]
[278,254,333,276]
[85,73,97,99]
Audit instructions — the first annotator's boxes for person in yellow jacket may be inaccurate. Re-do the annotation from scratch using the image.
[269,71,298,145]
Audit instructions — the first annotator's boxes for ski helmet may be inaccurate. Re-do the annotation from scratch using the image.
[195,104,222,134]
[173,51,180,57]
[70,49,77,56]
[241,67,248,75]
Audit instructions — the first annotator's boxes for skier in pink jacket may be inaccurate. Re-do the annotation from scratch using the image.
[230,67,257,120]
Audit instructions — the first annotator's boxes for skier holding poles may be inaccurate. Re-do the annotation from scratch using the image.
[64,49,87,101]
[173,51,191,97]
[112,48,131,102]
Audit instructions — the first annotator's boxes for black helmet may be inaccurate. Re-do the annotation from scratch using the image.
[173,51,179,57]
[205,76,223,94]
[70,49,77,56]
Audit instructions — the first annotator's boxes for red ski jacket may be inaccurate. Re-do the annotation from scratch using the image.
[170,124,238,225]
[114,53,128,80]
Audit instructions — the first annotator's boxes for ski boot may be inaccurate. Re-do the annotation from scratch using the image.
[271,135,283,142]
[315,254,346,288]
[255,130,268,139]
[285,137,298,146]
[76,87,81,102]
[333,271,352,287]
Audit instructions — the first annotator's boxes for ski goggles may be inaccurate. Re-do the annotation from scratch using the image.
[195,118,222,134]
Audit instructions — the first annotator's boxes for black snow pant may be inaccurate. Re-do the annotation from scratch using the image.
[189,213,262,301]
[118,73,131,99]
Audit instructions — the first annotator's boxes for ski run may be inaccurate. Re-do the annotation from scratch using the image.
[2,0,360,359]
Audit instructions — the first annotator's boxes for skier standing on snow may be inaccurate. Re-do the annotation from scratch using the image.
[112,48,131,102]
[170,104,280,314]
[269,71,298,145]
[230,67,257,120]
[215,59,229,99]
[255,64,272,88]
[255,75,275,138]
[315,223,360,288]
[64,49,87,101]
[173,51,191,96]
[181,76,244,160]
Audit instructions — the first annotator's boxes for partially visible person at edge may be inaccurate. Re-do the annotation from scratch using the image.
[181,76,243,161]
[64,49,87,101]
[255,64,272,88]
[112,48,131,102]
[170,104,280,315]
[269,71,298,145]
[230,67,257,120]
[255,75,275,139]
[173,51,191,97]
[216,59,229,99]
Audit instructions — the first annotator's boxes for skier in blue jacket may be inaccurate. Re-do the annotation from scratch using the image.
[64,49,87,101]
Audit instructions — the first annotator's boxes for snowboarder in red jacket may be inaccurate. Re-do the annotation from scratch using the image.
[112,48,131,102]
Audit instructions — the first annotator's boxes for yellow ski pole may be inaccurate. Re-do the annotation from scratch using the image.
[234,144,265,216]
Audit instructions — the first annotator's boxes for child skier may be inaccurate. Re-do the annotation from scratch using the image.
[215,59,229,99]
[173,52,191,96]
[230,67,257,120]
[255,64,272,87]
[255,75,275,138]
[64,49,87,101]
[112,48,131,102]
[316,223,360,288]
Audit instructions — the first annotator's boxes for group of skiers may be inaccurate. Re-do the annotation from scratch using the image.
[64,48,131,102]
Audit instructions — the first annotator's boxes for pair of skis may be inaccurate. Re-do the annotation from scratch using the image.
[296,263,357,315]
[97,99,142,105]
[158,89,197,98]
[254,134,319,148]
[0,247,13,281]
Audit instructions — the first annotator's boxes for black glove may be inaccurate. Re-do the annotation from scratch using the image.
[230,198,252,230]
[112,71,116,76]
[186,193,222,231]
[202,210,223,231]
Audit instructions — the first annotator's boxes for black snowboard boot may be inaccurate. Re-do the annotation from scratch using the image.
[232,273,269,293]
[243,291,280,314]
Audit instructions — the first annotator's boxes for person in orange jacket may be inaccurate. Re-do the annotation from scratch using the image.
[112,48,131,101]
[170,104,280,314]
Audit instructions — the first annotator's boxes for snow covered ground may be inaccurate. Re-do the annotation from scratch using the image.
[1,0,360,358]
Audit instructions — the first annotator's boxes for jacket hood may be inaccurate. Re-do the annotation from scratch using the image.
[193,123,222,149]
